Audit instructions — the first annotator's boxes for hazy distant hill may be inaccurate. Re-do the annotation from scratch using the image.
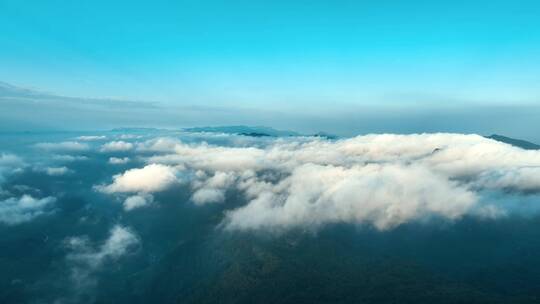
[311,131,339,140]
[183,126,342,139]
[184,126,300,137]
[486,134,540,150]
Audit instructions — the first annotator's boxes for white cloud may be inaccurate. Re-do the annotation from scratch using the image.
[474,167,540,192]
[108,157,130,165]
[136,137,181,153]
[191,171,237,205]
[224,163,479,231]
[130,133,540,232]
[97,164,178,193]
[53,155,89,162]
[65,225,139,287]
[192,188,226,205]
[0,195,56,225]
[35,141,89,151]
[76,135,106,141]
[66,225,139,267]
[0,153,24,168]
[0,153,24,182]
[45,166,71,176]
[123,194,153,211]
[118,134,141,140]
[100,141,134,152]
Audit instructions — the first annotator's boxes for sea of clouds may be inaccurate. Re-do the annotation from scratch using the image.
[3,132,540,232]
[85,132,540,232]
[1,130,540,300]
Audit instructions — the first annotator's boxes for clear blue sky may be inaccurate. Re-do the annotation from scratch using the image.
[2,0,540,106]
[1,0,540,139]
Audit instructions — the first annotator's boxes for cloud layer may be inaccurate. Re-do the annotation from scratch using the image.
[122,133,540,231]
[100,141,134,152]
[35,141,90,151]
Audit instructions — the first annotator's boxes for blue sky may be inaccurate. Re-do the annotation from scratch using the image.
[1,0,540,137]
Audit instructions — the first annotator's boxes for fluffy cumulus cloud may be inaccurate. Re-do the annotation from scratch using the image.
[35,141,89,151]
[223,163,480,231]
[123,194,153,211]
[44,166,71,176]
[0,153,24,168]
[0,153,24,182]
[136,137,181,153]
[0,195,56,225]
[98,164,178,193]
[100,141,134,152]
[101,133,540,232]
[191,171,238,205]
[109,157,130,165]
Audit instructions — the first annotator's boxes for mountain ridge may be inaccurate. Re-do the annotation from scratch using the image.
[486,134,540,150]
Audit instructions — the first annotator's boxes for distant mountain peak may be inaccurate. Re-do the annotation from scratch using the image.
[310,132,339,140]
[485,134,540,150]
